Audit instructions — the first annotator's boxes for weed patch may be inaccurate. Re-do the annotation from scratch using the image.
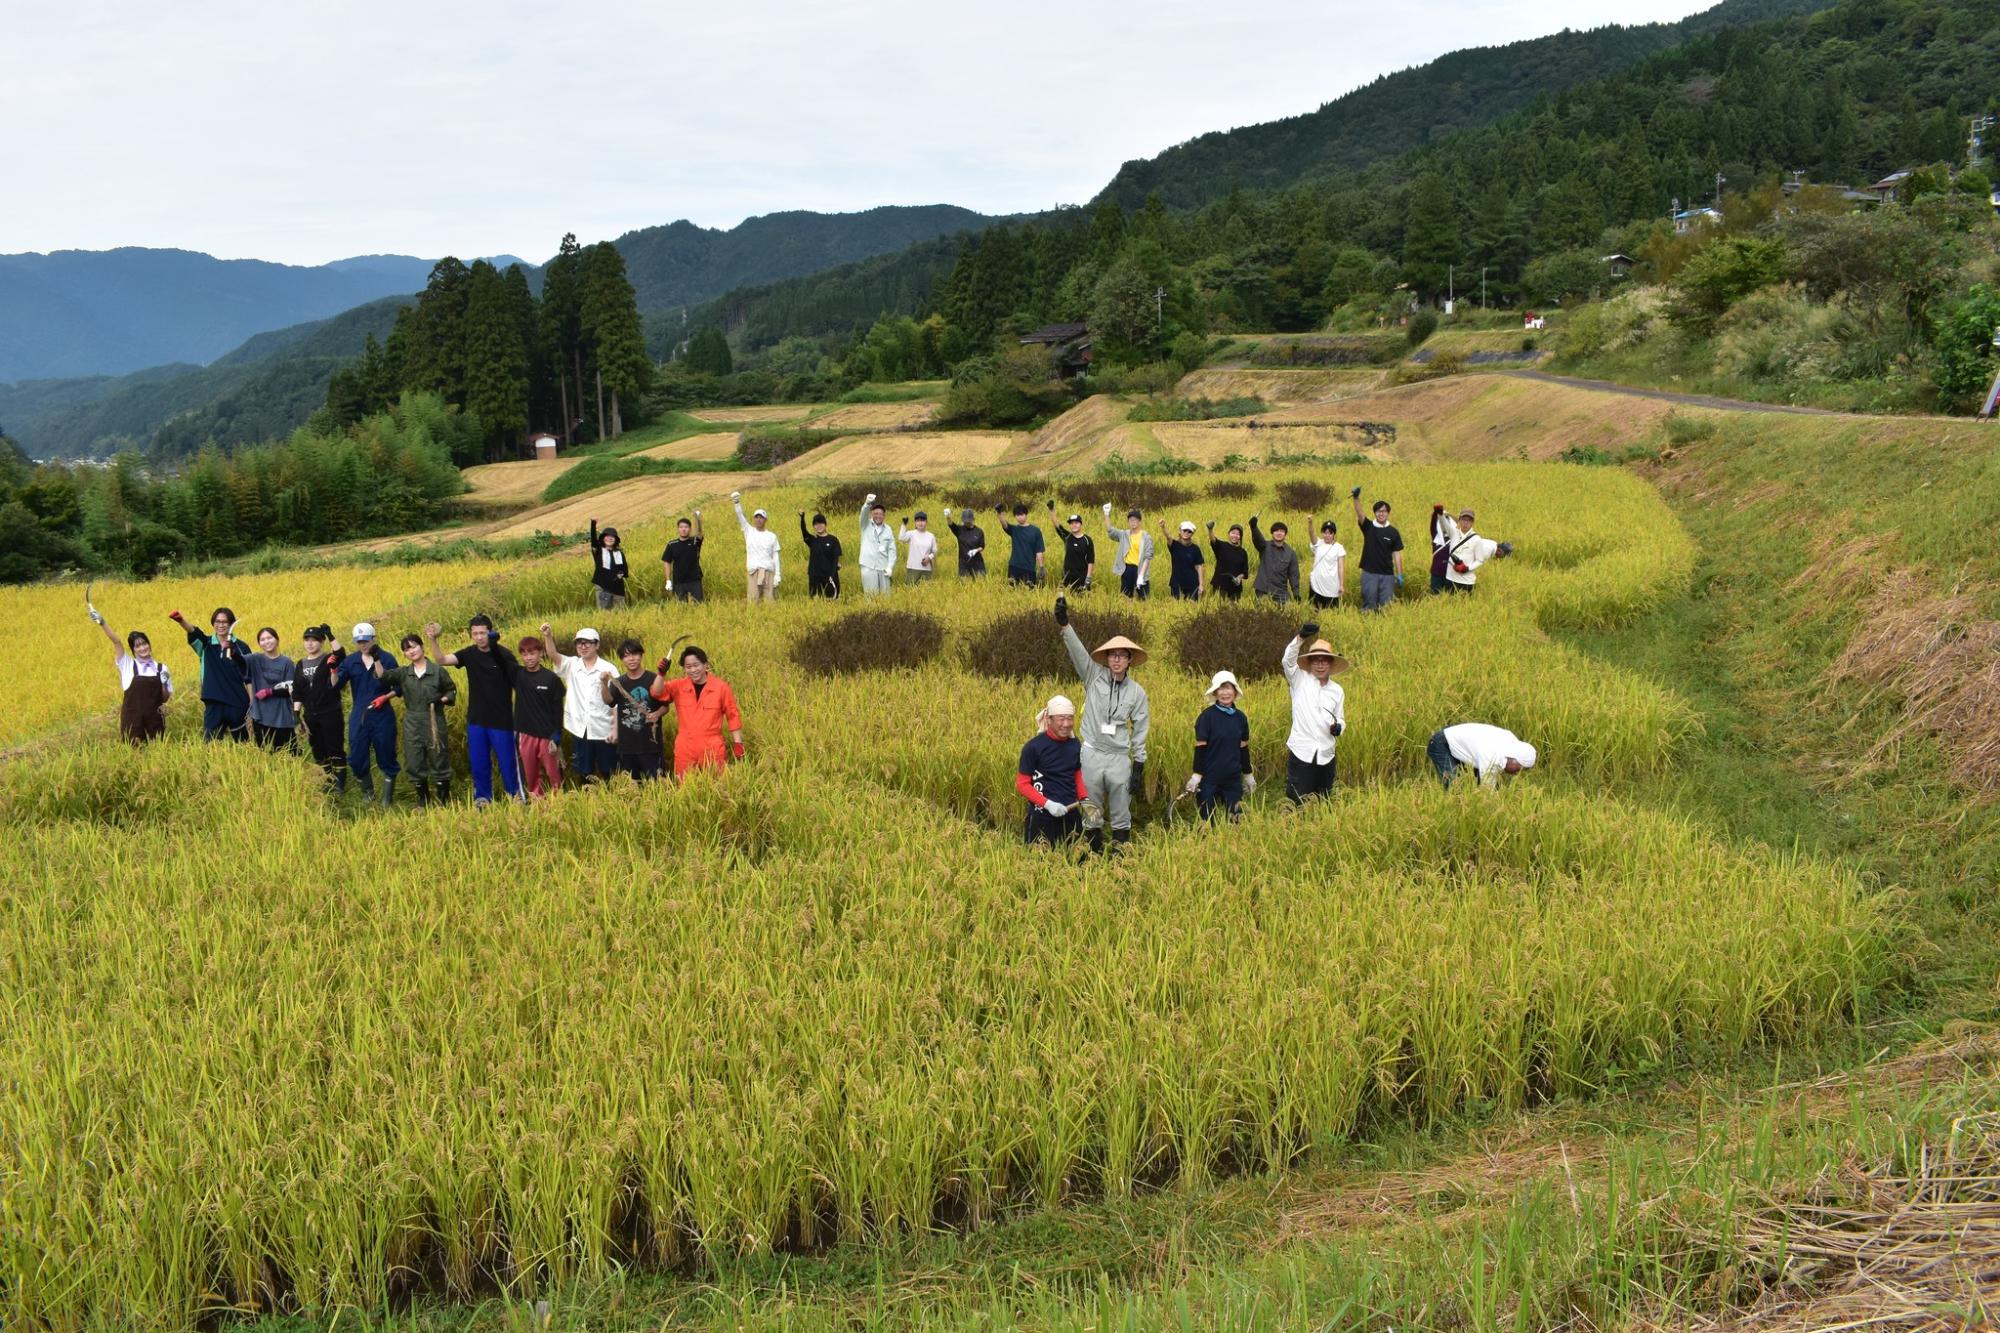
[968,607,1148,681]
[790,610,948,677]
[1176,603,1307,681]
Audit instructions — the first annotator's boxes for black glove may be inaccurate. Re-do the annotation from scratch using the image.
[1332,721,1344,737]
[1299,622,1320,640]
[1054,596,1069,627]
[1351,486,1362,499]
[1131,760,1145,795]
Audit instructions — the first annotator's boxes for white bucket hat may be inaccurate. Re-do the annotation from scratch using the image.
[1204,670,1241,699]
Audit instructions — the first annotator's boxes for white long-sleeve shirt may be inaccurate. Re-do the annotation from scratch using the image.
[858,501,897,573]
[1309,539,1347,599]
[1442,723,1536,785]
[736,502,782,581]
[1280,637,1346,764]
[1435,516,1499,587]
[899,525,938,572]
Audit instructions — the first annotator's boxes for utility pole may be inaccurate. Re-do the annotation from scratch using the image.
[1715,172,1726,211]
[1448,264,1455,311]
[1481,267,1488,310]
[1154,286,1165,334]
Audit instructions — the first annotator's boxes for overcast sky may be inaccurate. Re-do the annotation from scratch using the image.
[4,0,1720,267]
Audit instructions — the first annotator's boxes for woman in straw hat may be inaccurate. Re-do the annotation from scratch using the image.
[1188,670,1256,821]
[1280,621,1347,804]
[1054,596,1150,852]
[1017,694,1087,846]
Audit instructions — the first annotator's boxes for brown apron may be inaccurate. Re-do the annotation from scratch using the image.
[120,668,167,742]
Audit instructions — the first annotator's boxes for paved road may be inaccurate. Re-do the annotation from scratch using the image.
[1500,369,1837,415]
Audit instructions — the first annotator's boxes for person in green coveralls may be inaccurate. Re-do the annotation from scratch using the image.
[375,633,458,808]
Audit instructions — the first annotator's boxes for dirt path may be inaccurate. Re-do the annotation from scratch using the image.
[1499,369,1838,415]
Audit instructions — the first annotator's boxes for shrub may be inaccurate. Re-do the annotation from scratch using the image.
[1090,452,1203,478]
[1063,480,1195,514]
[1406,309,1440,347]
[968,607,1147,681]
[1206,479,1257,500]
[1175,603,1305,681]
[791,610,947,677]
[1388,351,1465,384]
[1127,396,1265,422]
[1663,412,1717,446]
[1274,480,1335,512]
[816,481,929,515]
[1665,235,1790,333]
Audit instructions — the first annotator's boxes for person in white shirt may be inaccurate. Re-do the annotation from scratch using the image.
[1431,505,1507,594]
[733,491,782,603]
[898,511,939,584]
[858,493,896,595]
[1279,621,1347,804]
[1429,722,1536,788]
[1306,518,1348,610]
[537,622,619,785]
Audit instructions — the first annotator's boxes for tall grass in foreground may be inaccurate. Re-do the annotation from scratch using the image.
[0,741,1894,1327]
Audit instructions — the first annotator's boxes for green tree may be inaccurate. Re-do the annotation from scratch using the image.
[462,261,530,459]
[1930,284,2000,410]
[1401,171,1459,299]
[1088,254,1161,361]
[1522,249,1607,303]
[539,234,586,445]
[580,242,652,438]
[1665,235,1789,332]
[398,258,472,406]
[684,327,734,377]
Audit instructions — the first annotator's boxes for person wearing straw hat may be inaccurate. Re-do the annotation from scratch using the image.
[1017,693,1088,846]
[1157,518,1206,600]
[1280,621,1347,804]
[858,494,896,595]
[734,492,783,602]
[1428,723,1536,788]
[1055,507,1096,591]
[798,510,843,599]
[1189,670,1255,821]
[943,507,987,578]
[1055,596,1150,852]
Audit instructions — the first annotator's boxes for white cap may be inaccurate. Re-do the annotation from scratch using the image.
[574,626,600,642]
[351,622,375,641]
[1179,520,1196,533]
[1204,670,1241,698]
[753,508,768,519]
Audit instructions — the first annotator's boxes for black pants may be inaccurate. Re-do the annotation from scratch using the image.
[1169,580,1200,601]
[1310,590,1340,610]
[304,712,346,780]
[808,571,840,598]
[1197,771,1244,820]
[253,721,298,752]
[1285,752,1337,804]
[672,580,705,603]
[1120,567,1149,599]
[620,753,664,781]
[1008,567,1040,587]
[1064,569,1090,590]
[1215,579,1242,601]
[1024,805,1083,846]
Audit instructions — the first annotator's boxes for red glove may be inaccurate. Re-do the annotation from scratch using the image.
[1452,560,1470,574]
[730,742,745,761]
[656,657,670,675]
[1433,503,1446,513]
[169,610,185,622]
[368,694,392,710]
[255,688,273,700]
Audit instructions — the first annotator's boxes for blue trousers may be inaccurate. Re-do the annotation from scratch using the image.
[569,735,616,783]
[1197,771,1244,819]
[202,701,249,742]
[466,724,521,801]
[1427,730,1461,786]
[348,711,400,780]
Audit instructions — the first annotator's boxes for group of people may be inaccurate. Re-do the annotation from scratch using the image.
[1017,596,1536,849]
[92,600,743,808]
[573,487,1511,609]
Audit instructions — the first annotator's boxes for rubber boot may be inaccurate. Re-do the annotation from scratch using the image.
[436,777,451,806]
[1086,828,1105,856]
[335,769,348,796]
[356,771,374,800]
[1112,827,1132,851]
[378,776,396,808]
[413,780,430,809]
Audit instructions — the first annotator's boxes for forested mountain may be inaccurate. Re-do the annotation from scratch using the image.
[0,249,443,381]
[1094,0,1844,210]
[0,297,407,459]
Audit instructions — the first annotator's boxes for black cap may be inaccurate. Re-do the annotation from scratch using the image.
[811,512,826,525]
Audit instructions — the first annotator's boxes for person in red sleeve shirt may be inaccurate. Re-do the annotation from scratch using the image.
[648,644,743,777]
[1017,694,1087,847]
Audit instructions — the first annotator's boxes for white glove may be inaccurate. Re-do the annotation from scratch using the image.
[1042,800,1068,818]
[730,491,742,501]
[1101,502,1113,517]
[865,492,877,504]
[1183,774,1202,795]
[1243,774,1258,795]
[88,604,104,625]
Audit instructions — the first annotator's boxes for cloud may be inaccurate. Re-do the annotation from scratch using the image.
[1,0,1718,265]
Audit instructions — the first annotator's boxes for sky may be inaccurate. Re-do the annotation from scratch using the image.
[3,0,1723,267]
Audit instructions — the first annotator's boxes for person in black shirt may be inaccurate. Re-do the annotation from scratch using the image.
[660,513,705,602]
[1158,519,1206,599]
[602,638,666,780]
[291,624,348,790]
[1206,521,1250,600]
[1349,487,1405,611]
[1057,510,1096,590]
[511,637,566,798]
[589,519,630,610]
[798,511,844,598]
[943,508,987,577]
[425,614,522,807]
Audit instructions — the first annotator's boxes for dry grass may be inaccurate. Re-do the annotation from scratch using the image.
[775,432,1020,480]
[1175,367,1389,405]
[1261,376,1678,460]
[1021,395,1131,458]
[807,402,939,431]
[633,432,741,462]
[687,405,826,424]
[483,473,754,539]
[458,458,576,505]
[1145,421,1400,465]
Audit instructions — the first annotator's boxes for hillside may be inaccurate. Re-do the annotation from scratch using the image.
[1093,0,1842,210]
[0,248,440,382]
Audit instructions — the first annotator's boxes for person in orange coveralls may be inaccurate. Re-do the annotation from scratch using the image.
[649,644,744,776]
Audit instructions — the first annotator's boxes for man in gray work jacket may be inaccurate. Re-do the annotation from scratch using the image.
[1054,596,1150,852]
